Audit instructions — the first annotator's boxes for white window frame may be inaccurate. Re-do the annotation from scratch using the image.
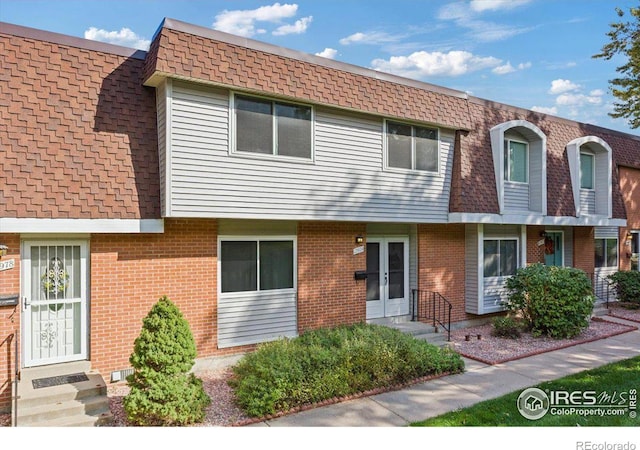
[579,151,595,191]
[595,237,618,269]
[217,235,298,298]
[229,92,315,163]
[504,139,529,184]
[482,236,520,280]
[384,119,440,174]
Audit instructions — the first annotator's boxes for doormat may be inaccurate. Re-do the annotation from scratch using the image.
[32,373,89,389]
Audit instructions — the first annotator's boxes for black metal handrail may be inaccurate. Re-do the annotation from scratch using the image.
[589,272,615,308]
[412,289,452,341]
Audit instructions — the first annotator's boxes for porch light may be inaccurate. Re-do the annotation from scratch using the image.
[0,245,7,258]
[355,235,364,244]
[625,232,633,246]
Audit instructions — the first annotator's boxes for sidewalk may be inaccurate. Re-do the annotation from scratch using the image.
[248,316,640,427]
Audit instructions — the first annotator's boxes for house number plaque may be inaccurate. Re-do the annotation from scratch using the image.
[0,259,15,272]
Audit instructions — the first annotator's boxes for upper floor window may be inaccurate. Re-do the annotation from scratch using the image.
[234,94,312,159]
[580,152,594,190]
[504,140,528,183]
[386,121,439,172]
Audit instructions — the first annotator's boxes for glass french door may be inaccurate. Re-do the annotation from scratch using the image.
[22,241,88,367]
[366,237,410,319]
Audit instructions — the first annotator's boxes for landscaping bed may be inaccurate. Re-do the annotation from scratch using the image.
[607,303,640,323]
[451,318,637,365]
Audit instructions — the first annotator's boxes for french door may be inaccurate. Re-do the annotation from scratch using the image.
[365,237,410,319]
[22,241,88,367]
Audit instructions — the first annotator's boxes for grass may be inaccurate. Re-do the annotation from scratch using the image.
[412,355,640,426]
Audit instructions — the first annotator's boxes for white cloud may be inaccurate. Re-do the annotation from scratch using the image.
[339,31,404,46]
[84,27,150,50]
[273,16,312,35]
[315,48,338,59]
[492,63,516,75]
[518,62,532,70]
[470,0,533,13]
[531,106,558,115]
[549,79,581,95]
[371,50,501,78]
[556,92,603,106]
[213,3,303,37]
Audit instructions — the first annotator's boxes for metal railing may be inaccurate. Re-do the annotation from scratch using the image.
[12,328,18,427]
[411,289,452,341]
[589,273,615,308]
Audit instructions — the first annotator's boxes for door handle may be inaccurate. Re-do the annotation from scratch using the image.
[23,297,30,311]
[384,274,388,285]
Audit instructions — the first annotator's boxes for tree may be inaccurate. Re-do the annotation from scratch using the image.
[593,6,640,129]
[123,296,210,426]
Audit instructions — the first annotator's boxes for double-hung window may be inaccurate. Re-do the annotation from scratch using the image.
[386,121,439,172]
[594,238,617,269]
[580,152,595,190]
[220,238,295,293]
[504,140,528,183]
[483,239,518,278]
[234,94,312,159]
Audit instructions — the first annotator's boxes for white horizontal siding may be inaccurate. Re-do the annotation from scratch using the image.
[465,224,479,314]
[483,278,509,312]
[167,81,454,222]
[595,226,619,239]
[217,291,297,348]
[580,190,596,215]
[504,182,529,212]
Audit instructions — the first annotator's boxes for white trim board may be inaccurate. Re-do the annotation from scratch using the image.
[448,213,626,227]
[0,218,164,234]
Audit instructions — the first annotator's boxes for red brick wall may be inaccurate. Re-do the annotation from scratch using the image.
[527,225,546,265]
[297,222,366,332]
[573,227,595,275]
[416,224,467,323]
[89,219,219,376]
[619,167,640,271]
[0,234,20,412]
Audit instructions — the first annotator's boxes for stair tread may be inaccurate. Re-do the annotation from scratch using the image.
[18,372,106,401]
[19,411,113,427]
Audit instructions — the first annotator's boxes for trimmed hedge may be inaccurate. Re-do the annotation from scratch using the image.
[504,263,595,339]
[229,323,464,417]
[608,271,640,304]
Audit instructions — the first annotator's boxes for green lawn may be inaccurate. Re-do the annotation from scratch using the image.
[412,356,640,426]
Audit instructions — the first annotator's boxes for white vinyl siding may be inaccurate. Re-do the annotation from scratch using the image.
[156,80,168,216]
[567,138,612,218]
[218,235,297,348]
[464,224,480,315]
[580,190,596,215]
[504,182,529,211]
[165,81,455,222]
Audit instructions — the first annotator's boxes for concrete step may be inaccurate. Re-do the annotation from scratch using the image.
[20,361,91,381]
[592,304,610,317]
[17,394,110,426]
[17,372,106,409]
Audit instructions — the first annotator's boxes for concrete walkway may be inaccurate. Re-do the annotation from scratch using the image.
[249,316,640,427]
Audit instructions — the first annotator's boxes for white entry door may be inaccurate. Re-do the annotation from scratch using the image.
[22,241,88,367]
[365,237,410,319]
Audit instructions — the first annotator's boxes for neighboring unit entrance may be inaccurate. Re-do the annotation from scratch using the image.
[22,241,88,367]
[365,237,410,319]
[544,232,564,267]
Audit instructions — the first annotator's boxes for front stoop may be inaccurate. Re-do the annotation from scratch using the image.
[16,361,112,427]
[592,303,610,317]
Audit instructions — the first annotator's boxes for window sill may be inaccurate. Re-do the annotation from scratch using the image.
[383,166,441,177]
[229,151,315,165]
[220,288,297,299]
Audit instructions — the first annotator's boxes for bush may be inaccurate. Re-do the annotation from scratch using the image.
[229,323,464,417]
[123,296,210,426]
[504,263,595,339]
[491,316,523,339]
[608,271,640,304]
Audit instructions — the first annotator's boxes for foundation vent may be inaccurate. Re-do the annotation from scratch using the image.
[110,368,134,383]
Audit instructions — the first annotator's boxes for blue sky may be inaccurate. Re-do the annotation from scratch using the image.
[2,0,639,135]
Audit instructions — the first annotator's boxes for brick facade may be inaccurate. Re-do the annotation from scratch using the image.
[573,227,595,276]
[297,222,367,332]
[619,167,640,270]
[0,234,20,412]
[416,224,467,323]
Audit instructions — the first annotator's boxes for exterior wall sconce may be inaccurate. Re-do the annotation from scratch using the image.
[625,232,633,246]
[355,236,364,244]
[0,245,7,258]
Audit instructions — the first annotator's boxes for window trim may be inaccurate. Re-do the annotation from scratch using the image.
[383,119,440,174]
[579,151,595,191]
[218,235,298,297]
[482,236,520,279]
[504,138,529,184]
[594,237,618,269]
[229,92,315,163]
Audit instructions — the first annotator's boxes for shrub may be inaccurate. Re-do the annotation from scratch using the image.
[608,271,640,304]
[123,296,210,426]
[229,323,464,417]
[491,316,523,339]
[504,263,595,339]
